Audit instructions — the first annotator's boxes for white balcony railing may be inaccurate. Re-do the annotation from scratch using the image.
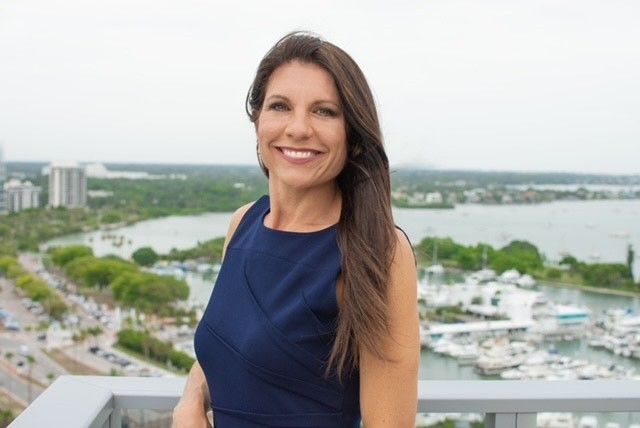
[9,376,640,428]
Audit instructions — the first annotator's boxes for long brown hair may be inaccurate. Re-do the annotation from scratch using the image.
[246,31,397,379]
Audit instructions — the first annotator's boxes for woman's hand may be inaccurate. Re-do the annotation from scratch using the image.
[172,360,212,427]
[171,401,212,428]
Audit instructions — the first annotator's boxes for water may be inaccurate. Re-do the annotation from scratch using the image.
[420,283,640,380]
[45,212,233,259]
[46,200,640,377]
[46,200,640,425]
[48,200,640,275]
[394,200,640,276]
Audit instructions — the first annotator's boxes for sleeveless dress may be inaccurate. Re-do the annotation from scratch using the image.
[194,195,361,427]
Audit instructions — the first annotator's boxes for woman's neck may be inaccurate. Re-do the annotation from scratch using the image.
[266,181,342,232]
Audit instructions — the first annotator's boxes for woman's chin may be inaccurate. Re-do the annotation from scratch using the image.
[270,174,335,192]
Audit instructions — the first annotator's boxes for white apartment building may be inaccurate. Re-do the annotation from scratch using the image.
[48,162,87,208]
[4,179,41,213]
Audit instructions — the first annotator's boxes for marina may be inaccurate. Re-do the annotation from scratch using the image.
[38,199,640,427]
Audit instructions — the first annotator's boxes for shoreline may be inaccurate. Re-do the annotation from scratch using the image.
[538,279,640,299]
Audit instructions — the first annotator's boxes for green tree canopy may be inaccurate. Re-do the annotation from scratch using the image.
[66,256,137,289]
[50,245,94,267]
[132,247,159,267]
[111,271,189,313]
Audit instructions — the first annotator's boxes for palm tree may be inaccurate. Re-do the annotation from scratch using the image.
[87,326,103,347]
[71,329,88,372]
[26,355,35,403]
[4,352,14,394]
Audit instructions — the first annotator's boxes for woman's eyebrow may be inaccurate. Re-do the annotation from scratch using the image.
[265,94,290,103]
[265,94,341,110]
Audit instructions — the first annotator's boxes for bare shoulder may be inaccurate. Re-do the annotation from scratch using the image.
[391,228,416,280]
[228,201,255,233]
[384,227,419,357]
[393,227,415,265]
[222,201,256,258]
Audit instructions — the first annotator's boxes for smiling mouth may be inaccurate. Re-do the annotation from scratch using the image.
[277,147,323,159]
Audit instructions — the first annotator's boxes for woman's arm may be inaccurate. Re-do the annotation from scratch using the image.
[360,229,420,427]
[172,201,255,427]
[172,360,211,427]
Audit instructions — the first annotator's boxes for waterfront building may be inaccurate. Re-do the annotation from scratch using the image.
[48,161,87,208]
[0,143,6,214]
[3,179,41,212]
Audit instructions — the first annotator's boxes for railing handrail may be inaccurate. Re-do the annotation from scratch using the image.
[9,376,640,427]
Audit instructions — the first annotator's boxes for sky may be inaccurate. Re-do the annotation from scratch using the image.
[0,0,639,174]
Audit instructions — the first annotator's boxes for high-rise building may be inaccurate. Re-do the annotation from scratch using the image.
[48,162,87,208]
[0,144,6,214]
[4,179,41,213]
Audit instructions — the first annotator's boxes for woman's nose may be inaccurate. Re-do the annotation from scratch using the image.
[285,111,312,140]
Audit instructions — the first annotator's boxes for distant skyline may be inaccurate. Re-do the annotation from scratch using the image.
[1,1,639,174]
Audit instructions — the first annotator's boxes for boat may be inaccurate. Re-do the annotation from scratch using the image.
[499,269,521,284]
[426,241,444,275]
[469,268,496,282]
[517,274,536,288]
[474,354,526,375]
[426,264,445,275]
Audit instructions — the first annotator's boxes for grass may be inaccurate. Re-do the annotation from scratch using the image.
[0,388,25,414]
[112,344,186,375]
[42,348,105,376]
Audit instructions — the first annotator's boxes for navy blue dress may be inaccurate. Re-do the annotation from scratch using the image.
[194,195,360,427]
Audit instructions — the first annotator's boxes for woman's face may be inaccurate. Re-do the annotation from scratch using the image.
[256,60,348,191]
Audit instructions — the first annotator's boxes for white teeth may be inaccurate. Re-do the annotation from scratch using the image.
[281,148,316,159]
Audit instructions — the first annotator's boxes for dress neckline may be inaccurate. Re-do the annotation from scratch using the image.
[260,196,338,236]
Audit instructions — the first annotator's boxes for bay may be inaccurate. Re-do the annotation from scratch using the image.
[43,199,640,425]
[47,200,640,274]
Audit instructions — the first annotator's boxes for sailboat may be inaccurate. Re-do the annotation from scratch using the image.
[426,240,445,275]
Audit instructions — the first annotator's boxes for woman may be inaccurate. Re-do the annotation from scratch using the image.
[173,32,419,427]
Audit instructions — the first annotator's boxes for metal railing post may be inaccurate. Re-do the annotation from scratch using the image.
[109,407,122,428]
[485,413,516,428]
[516,413,536,428]
[484,412,536,428]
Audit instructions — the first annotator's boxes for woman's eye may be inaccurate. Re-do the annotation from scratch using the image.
[268,102,289,112]
[316,107,337,117]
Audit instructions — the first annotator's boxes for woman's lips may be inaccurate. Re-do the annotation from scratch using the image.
[276,147,323,164]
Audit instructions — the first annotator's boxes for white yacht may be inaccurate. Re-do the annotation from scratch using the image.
[499,269,521,284]
[517,274,536,288]
[426,264,445,275]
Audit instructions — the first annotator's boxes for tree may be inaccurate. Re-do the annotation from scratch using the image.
[71,330,87,373]
[579,263,633,289]
[111,271,189,313]
[4,352,14,395]
[132,247,159,267]
[66,256,135,289]
[86,326,103,347]
[560,255,579,270]
[26,355,36,403]
[50,245,93,267]
[628,244,635,276]
[0,409,14,427]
